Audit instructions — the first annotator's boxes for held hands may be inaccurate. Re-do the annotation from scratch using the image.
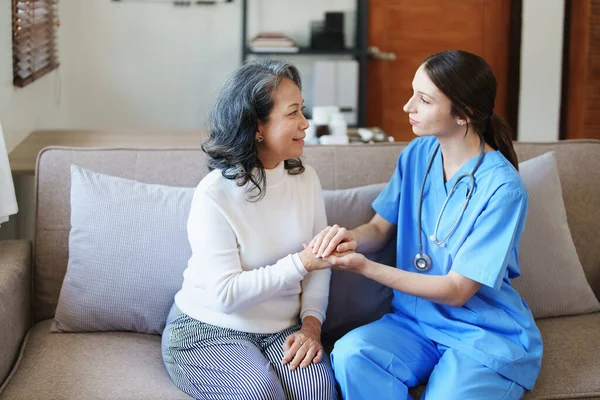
[325,252,368,273]
[298,244,334,272]
[309,225,357,259]
[301,225,369,273]
[282,317,324,371]
[299,243,356,271]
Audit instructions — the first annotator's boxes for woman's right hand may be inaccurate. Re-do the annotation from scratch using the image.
[309,225,357,259]
[298,245,334,272]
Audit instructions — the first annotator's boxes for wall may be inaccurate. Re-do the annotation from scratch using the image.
[0,0,356,240]
[3,0,566,143]
[38,0,356,131]
[518,0,565,142]
[0,0,59,153]
[1,0,57,238]
[0,0,569,241]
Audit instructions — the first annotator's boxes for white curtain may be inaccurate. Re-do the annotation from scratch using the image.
[0,121,18,226]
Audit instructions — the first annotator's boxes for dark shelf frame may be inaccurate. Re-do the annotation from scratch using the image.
[245,47,366,56]
[241,0,368,128]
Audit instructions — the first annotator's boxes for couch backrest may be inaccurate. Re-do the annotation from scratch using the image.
[33,140,600,322]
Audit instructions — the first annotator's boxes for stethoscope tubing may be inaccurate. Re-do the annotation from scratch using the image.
[415,136,486,271]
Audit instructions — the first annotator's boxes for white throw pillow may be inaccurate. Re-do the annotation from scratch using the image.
[52,165,194,334]
[514,151,600,318]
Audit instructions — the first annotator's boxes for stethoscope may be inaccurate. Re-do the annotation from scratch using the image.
[413,136,486,272]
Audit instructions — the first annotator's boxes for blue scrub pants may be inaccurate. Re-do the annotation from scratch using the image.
[331,313,525,400]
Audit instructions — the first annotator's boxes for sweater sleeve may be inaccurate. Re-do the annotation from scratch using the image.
[187,190,308,314]
[300,169,331,323]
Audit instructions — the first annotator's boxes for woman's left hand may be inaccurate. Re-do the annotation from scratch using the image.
[282,317,324,371]
[325,252,369,273]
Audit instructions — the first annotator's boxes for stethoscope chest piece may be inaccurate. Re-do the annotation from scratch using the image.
[414,136,485,273]
[413,253,432,272]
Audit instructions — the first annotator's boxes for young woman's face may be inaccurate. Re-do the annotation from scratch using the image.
[257,77,309,169]
[403,64,465,137]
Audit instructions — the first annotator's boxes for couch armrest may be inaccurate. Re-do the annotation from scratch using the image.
[0,240,32,386]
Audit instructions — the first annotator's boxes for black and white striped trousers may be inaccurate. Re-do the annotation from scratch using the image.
[161,304,339,400]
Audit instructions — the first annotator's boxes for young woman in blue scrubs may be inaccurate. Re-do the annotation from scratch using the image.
[309,50,543,399]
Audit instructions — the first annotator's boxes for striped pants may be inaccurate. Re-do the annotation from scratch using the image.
[161,304,339,400]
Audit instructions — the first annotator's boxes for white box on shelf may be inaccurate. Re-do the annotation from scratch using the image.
[312,61,337,107]
[312,60,358,125]
[336,60,358,126]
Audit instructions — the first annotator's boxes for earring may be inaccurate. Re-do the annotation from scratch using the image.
[458,121,465,126]
[256,136,264,143]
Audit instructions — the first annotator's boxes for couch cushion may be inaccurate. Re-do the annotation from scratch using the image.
[0,241,31,386]
[0,320,191,400]
[513,152,600,318]
[33,141,600,321]
[51,165,194,334]
[323,312,600,399]
[322,183,394,340]
[33,148,211,322]
[515,141,600,300]
[405,313,600,399]
[522,313,600,399]
[5,315,599,400]
[33,146,406,322]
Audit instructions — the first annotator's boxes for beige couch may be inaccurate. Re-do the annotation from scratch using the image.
[1,141,599,400]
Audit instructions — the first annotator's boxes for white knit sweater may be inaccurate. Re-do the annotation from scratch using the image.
[175,162,331,334]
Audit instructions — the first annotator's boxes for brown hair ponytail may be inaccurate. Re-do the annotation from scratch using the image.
[485,113,519,170]
[423,50,519,170]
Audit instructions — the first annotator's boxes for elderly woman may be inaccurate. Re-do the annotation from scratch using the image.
[161,59,339,400]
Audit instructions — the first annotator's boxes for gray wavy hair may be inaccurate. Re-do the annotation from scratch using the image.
[201,58,305,201]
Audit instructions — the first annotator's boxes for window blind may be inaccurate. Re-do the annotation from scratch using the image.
[12,0,59,88]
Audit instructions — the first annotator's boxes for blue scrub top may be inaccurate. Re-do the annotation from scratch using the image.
[372,136,543,390]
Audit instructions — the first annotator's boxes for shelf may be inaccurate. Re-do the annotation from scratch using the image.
[241,0,368,127]
[245,47,365,57]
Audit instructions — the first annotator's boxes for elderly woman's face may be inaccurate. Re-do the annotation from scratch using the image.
[257,77,309,169]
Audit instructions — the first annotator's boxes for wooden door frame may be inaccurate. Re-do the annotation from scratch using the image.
[559,0,588,140]
[559,0,571,141]
[365,0,523,140]
[507,0,523,140]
